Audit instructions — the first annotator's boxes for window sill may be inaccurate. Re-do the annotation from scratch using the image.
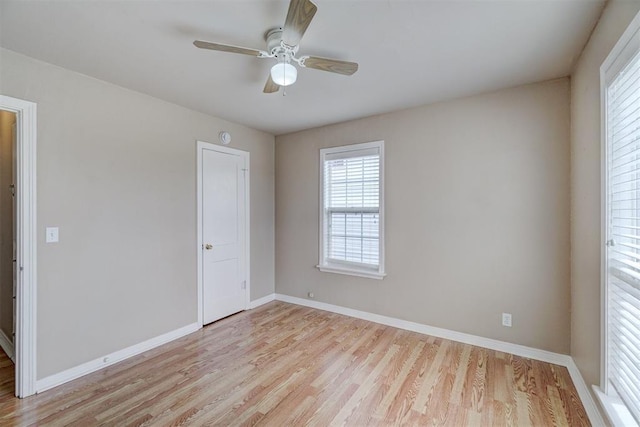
[593,385,638,427]
[316,264,386,280]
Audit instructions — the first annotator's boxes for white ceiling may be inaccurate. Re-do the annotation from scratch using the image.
[0,0,604,135]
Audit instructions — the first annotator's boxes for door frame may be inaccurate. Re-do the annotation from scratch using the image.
[0,95,37,398]
[196,140,250,327]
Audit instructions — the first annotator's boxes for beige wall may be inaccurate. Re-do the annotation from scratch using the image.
[0,110,16,345]
[570,0,640,390]
[276,79,571,353]
[0,48,275,378]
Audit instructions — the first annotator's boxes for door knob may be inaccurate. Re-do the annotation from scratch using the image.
[204,244,213,250]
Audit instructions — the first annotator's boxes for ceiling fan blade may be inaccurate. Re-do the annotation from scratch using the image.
[193,40,263,57]
[263,74,280,93]
[282,0,317,47]
[301,56,359,76]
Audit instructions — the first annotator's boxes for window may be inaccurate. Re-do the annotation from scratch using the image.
[601,10,640,427]
[318,141,385,279]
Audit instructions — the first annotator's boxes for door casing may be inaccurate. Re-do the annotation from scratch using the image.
[196,140,250,327]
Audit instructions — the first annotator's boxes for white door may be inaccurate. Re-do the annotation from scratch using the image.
[201,145,248,325]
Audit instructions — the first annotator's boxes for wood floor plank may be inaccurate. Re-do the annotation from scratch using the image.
[374,340,425,420]
[330,343,400,425]
[450,343,472,405]
[0,301,590,426]
[412,339,451,414]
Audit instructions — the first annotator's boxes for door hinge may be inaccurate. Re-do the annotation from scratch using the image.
[241,280,246,290]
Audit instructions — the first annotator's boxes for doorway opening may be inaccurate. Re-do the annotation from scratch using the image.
[0,110,17,397]
[0,95,37,398]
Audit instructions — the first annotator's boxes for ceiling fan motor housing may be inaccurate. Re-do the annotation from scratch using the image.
[265,27,299,59]
[266,28,284,55]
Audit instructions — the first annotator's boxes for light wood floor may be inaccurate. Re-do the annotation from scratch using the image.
[0,301,589,426]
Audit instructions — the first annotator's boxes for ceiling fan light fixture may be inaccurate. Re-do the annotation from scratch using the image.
[270,62,297,86]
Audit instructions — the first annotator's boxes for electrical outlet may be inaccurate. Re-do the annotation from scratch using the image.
[308,292,314,299]
[502,313,512,327]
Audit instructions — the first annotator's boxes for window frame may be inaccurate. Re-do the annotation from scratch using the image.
[317,140,386,279]
[599,9,640,427]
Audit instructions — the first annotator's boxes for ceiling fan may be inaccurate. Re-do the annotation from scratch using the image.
[193,0,358,93]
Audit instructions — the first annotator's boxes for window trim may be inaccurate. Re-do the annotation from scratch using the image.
[599,9,640,427]
[317,140,386,280]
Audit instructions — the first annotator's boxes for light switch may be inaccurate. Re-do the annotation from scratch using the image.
[46,227,59,243]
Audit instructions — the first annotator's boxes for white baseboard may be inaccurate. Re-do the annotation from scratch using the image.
[564,360,606,426]
[36,322,200,394]
[275,293,604,426]
[249,293,275,309]
[0,329,14,362]
[35,293,275,395]
[275,294,569,365]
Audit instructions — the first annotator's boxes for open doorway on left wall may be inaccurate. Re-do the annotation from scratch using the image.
[0,94,37,398]
[0,109,17,397]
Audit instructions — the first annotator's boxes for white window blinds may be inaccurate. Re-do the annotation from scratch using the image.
[319,142,384,278]
[606,49,640,425]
